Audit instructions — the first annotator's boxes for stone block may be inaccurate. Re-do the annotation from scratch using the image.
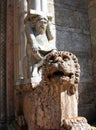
[62,116,91,130]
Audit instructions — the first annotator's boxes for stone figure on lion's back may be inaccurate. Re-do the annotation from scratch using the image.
[23,13,56,84]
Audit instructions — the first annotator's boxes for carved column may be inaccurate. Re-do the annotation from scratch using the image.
[19,0,27,78]
[14,0,21,82]
[27,0,48,13]
[41,0,48,13]
[27,0,41,11]
[88,0,96,85]
[35,0,41,11]
[0,0,7,129]
[14,0,27,82]
[6,0,15,123]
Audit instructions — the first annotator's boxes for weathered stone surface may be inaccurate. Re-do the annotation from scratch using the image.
[88,0,96,86]
[53,0,92,84]
[13,0,96,126]
[62,116,96,130]
[51,0,95,122]
[23,11,56,84]
[78,82,96,122]
[0,0,7,129]
[22,51,80,130]
[54,0,88,12]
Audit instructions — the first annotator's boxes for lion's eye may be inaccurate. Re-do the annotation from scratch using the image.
[49,55,55,62]
[63,56,69,61]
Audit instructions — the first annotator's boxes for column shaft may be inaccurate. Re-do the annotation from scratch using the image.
[41,0,48,13]
[6,0,15,123]
[35,0,41,11]
[0,0,7,129]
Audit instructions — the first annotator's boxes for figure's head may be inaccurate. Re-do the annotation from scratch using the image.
[25,13,54,40]
[42,51,80,94]
[35,15,48,34]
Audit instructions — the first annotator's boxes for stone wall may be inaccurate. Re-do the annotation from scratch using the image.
[88,0,96,85]
[48,0,96,123]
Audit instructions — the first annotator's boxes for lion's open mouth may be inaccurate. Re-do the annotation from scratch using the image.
[53,71,65,77]
[48,71,74,80]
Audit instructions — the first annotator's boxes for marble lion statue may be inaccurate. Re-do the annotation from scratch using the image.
[23,51,80,130]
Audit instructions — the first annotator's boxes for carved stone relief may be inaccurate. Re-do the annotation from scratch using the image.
[13,1,96,130]
[62,116,96,130]
[15,51,96,130]
[14,0,56,85]
[22,51,80,130]
[23,12,56,84]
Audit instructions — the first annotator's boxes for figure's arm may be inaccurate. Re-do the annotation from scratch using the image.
[46,21,54,41]
[25,22,43,60]
[25,22,38,50]
[46,21,57,50]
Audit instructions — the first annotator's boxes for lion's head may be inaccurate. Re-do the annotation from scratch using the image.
[42,51,80,94]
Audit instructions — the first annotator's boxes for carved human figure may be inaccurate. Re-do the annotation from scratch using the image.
[23,14,56,83]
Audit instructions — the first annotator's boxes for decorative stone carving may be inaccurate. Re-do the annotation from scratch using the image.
[23,12,56,84]
[23,51,80,130]
[61,116,96,130]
